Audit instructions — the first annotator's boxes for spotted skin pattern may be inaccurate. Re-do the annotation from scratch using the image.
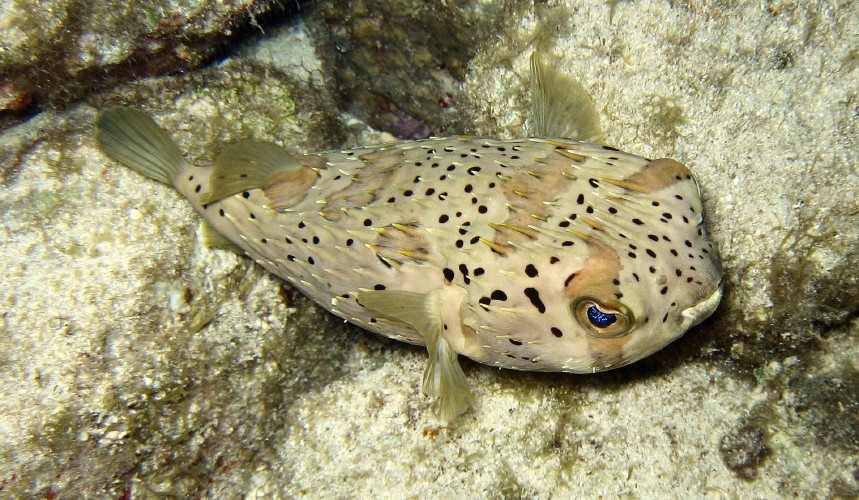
[175,136,722,374]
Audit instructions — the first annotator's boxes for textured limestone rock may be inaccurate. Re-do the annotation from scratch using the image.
[312,0,521,137]
[0,50,348,497]
[1,0,858,497]
[0,0,288,123]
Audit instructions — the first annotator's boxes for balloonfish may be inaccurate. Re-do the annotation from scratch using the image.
[96,53,722,421]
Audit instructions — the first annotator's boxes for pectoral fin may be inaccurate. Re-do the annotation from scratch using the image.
[357,289,474,421]
[531,52,603,143]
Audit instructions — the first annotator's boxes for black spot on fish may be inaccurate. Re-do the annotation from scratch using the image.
[491,290,507,301]
[524,287,546,313]
[550,256,560,264]
[646,249,657,258]
[439,214,449,223]
[459,264,470,284]
[364,218,372,227]
[588,178,599,188]
[576,193,585,205]
[307,256,315,265]
[443,268,455,282]
[564,273,577,287]
[632,218,644,225]
[242,191,250,199]
[509,339,522,346]
[219,209,225,217]
[525,264,538,278]
[346,238,354,246]
[551,327,563,337]
[194,184,201,193]
[478,205,488,214]
[374,284,386,290]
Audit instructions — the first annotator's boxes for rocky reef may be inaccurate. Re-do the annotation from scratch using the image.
[0,0,856,497]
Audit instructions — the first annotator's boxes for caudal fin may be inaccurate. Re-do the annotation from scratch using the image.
[95,107,184,185]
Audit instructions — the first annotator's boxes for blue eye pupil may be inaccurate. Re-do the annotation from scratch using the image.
[587,305,617,328]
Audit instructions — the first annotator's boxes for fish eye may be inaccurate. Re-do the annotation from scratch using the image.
[573,298,634,338]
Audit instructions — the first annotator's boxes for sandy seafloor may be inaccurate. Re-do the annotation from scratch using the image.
[1,0,858,498]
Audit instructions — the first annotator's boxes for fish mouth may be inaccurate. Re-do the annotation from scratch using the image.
[679,280,723,330]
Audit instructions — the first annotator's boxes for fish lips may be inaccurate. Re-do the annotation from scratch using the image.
[679,280,724,331]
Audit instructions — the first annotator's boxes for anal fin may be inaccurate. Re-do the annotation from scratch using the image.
[200,221,243,253]
[357,289,474,421]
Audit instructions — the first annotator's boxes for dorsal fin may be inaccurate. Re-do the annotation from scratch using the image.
[530,52,604,143]
[205,140,317,206]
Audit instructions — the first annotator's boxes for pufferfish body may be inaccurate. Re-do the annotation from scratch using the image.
[96,53,722,420]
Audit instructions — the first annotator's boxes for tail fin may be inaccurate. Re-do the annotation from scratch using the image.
[95,107,184,185]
